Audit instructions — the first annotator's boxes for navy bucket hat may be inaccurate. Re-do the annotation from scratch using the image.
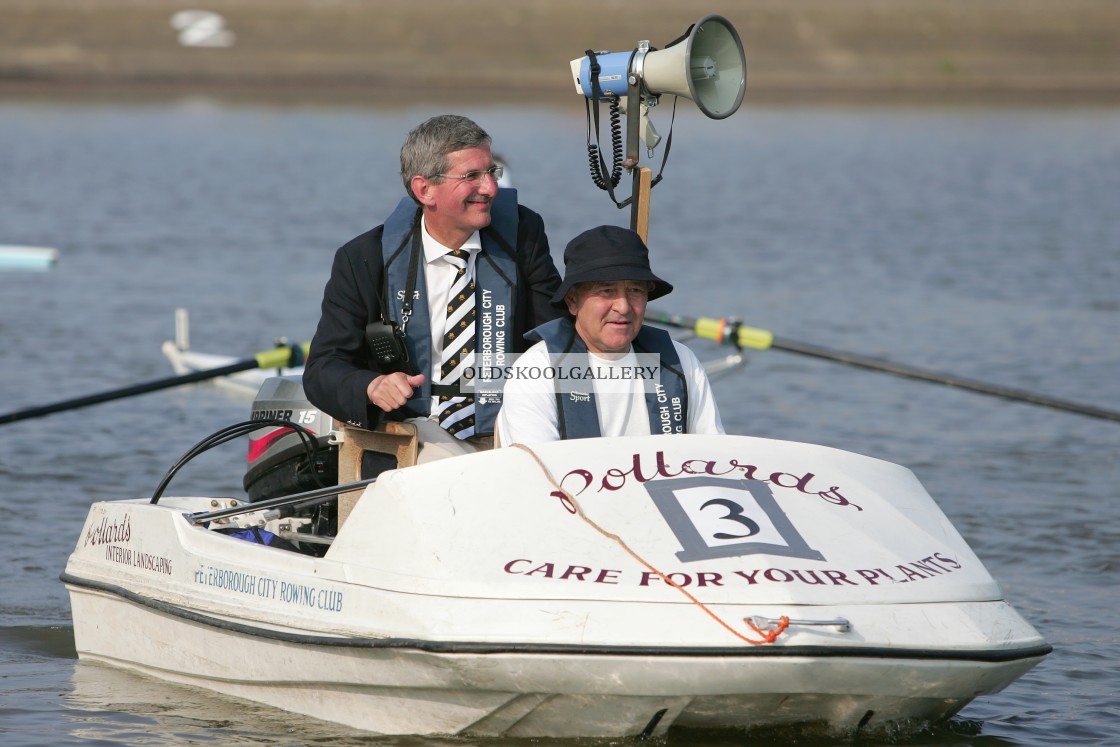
[550,225,673,310]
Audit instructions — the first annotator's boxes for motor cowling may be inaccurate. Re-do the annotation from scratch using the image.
[244,377,337,503]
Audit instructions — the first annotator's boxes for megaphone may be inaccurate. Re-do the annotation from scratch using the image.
[570,14,746,119]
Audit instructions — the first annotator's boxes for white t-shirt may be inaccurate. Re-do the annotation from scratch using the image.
[496,337,725,446]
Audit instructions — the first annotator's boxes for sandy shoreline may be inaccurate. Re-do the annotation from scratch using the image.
[2,0,1118,105]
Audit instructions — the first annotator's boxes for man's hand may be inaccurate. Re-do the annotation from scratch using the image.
[367,372,426,412]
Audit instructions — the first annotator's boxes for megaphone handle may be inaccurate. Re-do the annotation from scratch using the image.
[624,70,651,243]
[630,167,653,243]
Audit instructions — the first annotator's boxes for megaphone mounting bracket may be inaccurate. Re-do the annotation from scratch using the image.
[621,40,656,170]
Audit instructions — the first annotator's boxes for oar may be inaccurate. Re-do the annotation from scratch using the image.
[649,311,1120,424]
[0,343,309,426]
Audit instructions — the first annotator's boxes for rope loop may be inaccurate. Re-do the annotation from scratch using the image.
[746,615,790,643]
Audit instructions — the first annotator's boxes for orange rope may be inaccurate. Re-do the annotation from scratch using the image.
[513,443,789,645]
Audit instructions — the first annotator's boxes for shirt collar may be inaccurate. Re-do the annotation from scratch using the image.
[420,216,482,265]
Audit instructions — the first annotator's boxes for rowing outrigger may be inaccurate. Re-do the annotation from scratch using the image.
[160,307,745,399]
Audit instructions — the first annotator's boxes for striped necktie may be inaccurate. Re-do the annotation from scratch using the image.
[436,248,476,438]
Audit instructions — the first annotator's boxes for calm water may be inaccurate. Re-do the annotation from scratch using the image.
[1,100,1118,746]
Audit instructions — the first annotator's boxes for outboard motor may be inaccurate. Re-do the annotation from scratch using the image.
[244,377,339,545]
[245,377,337,500]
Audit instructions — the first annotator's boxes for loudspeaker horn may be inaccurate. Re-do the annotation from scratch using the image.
[640,15,745,119]
[570,14,746,120]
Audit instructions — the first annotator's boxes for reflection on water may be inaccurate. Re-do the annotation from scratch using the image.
[61,662,1017,747]
[66,662,372,745]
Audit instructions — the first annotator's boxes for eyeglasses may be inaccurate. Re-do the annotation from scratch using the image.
[431,165,504,185]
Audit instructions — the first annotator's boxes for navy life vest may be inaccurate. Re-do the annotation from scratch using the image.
[526,317,688,439]
[380,189,519,436]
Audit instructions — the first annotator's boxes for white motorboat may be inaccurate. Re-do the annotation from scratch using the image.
[161,309,305,397]
[62,379,1050,739]
[161,340,304,397]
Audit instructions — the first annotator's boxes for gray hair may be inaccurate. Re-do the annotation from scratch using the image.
[400,115,492,201]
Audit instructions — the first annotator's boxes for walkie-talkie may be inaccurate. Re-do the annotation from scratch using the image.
[364,320,409,372]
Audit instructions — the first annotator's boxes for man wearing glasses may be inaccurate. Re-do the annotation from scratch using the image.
[305,114,562,460]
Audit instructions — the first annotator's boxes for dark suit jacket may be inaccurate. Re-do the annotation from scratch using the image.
[304,203,562,429]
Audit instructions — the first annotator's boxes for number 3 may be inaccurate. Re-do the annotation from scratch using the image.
[700,498,761,540]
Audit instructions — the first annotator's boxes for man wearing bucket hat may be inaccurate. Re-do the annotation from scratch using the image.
[496,225,723,445]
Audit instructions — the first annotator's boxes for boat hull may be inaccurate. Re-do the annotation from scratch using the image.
[64,434,1050,737]
[67,580,1045,737]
